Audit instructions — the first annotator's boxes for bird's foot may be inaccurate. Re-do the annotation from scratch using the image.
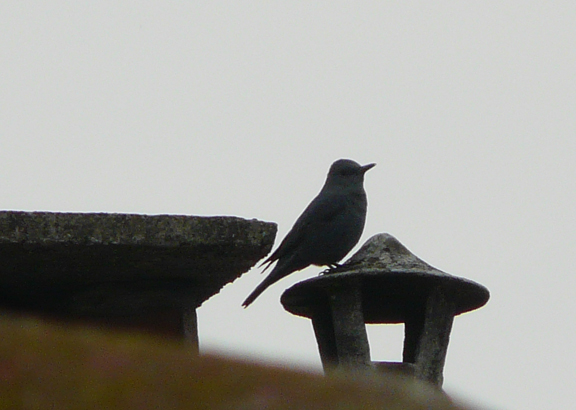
[320,263,342,275]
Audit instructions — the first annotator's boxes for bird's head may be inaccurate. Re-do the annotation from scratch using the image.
[325,159,376,187]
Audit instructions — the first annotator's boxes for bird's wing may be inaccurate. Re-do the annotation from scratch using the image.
[260,192,345,270]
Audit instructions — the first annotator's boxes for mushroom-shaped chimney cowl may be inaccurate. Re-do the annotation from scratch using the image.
[282,233,490,323]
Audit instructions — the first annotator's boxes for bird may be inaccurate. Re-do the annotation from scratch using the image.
[242,159,375,307]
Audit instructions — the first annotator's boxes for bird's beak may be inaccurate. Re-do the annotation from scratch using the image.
[361,163,376,173]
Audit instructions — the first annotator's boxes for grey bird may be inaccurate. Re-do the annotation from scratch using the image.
[242,159,375,307]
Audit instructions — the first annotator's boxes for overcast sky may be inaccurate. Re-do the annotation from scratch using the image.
[2,3,575,409]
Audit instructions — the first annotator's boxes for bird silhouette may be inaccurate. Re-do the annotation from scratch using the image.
[242,159,375,307]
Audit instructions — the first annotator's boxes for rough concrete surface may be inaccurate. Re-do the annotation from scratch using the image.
[0,211,276,314]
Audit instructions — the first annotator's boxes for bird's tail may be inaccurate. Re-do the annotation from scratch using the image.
[242,273,278,308]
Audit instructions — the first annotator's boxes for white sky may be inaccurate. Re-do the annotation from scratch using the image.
[2,3,575,409]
